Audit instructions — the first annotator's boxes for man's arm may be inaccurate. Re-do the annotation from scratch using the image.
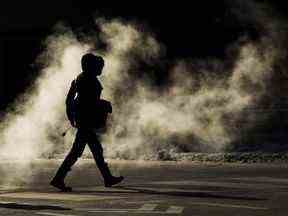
[66,80,77,127]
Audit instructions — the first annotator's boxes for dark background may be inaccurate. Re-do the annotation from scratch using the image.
[1,0,284,108]
[0,0,287,151]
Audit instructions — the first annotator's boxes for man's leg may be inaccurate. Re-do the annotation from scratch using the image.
[87,131,124,187]
[51,129,87,191]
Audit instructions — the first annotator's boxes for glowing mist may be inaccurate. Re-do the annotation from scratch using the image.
[0,0,287,185]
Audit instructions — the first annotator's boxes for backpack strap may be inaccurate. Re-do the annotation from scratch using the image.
[66,79,77,124]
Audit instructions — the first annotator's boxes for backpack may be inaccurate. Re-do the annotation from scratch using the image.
[66,78,112,129]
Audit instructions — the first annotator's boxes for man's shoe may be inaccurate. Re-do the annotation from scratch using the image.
[50,179,72,192]
[104,176,124,187]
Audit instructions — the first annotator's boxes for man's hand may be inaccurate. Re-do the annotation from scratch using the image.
[71,120,77,128]
[69,118,77,128]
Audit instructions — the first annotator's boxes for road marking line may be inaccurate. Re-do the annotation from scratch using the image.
[0,201,13,204]
[86,210,180,214]
[77,208,130,211]
[138,204,158,211]
[189,202,268,210]
[77,206,184,214]
[125,200,164,204]
[89,210,128,213]
[77,205,158,212]
[0,192,125,201]
[87,210,128,213]
[36,212,77,216]
[166,206,184,214]
[129,211,182,214]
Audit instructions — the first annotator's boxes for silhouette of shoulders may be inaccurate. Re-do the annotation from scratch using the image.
[75,72,103,100]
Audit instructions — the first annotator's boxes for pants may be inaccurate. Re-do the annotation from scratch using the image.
[53,128,107,181]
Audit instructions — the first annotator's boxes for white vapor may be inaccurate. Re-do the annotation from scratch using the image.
[0,0,287,185]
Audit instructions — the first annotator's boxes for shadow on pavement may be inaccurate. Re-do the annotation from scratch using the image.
[75,185,266,201]
[119,186,267,200]
[0,202,71,211]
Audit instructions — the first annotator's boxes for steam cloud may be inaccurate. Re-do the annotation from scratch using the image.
[0,0,287,185]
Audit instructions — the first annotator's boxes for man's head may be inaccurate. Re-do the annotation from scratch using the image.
[81,53,105,76]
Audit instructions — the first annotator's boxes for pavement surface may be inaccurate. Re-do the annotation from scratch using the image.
[0,159,287,215]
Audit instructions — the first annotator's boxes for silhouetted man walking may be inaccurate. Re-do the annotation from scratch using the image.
[51,53,124,192]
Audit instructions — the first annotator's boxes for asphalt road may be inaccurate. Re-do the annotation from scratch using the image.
[0,159,287,216]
